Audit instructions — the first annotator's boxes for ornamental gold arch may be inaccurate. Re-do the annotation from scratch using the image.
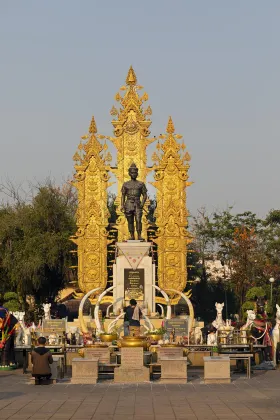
[71,67,192,299]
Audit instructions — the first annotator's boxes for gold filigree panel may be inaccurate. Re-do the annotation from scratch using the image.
[153,117,192,294]
[71,117,109,294]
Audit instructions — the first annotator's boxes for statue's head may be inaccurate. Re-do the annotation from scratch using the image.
[128,162,138,180]
[246,310,256,321]
[215,302,224,314]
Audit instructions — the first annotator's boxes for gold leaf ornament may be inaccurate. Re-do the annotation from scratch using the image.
[183,151,191,161]
[156,141,161,151]
[110,106,118,116]
[146,105,152,115]
[73,151,81,162]
[105,152,112,162]
[152,152,159,162]
[142,92,149,101]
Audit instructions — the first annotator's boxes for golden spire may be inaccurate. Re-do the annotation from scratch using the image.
[126,65,137,86]
[89,115,97,134]
[166,116,175,134]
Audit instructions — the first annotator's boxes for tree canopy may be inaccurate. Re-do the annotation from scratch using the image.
[0,182,77,311]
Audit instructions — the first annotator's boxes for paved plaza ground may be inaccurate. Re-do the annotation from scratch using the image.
[1,369,280,420]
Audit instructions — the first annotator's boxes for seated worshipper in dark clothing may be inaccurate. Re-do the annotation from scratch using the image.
[31,337,53,384]
[124,299,142,334]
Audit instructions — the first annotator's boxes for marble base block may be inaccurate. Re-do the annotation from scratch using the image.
[114,347,149,383]
[204,356,231,384]
[71,358,98,384]
[114,366,150,383]
[160,357,188,383]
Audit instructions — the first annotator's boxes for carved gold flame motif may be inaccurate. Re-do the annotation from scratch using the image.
[151,117,193,296]
[72,68,192,297]
[71,116,110,296]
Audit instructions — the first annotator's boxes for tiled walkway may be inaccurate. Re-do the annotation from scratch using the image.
[0,369,280,419]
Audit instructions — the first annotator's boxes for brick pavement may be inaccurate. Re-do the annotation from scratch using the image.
[0,369,280,419]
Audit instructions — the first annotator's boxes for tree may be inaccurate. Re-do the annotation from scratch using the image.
[229,226,265,315]
[0,182,77,311]
[3,292,21,312]
[190,207,265,318]
[262,210,280,277]
[190,208,214,281]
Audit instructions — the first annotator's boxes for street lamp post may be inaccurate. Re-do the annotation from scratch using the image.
[269,277,275,305]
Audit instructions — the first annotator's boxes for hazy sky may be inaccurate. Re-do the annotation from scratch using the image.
[1,1,279,217]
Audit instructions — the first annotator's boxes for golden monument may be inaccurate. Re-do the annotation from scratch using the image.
[71,67,192,301]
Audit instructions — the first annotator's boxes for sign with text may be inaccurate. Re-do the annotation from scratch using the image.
[84,348,110,365]
[121,347,143,368]
[165,318,188,336]
[124,268,144,301]
[158,347,183,361]
[42,319,66,334]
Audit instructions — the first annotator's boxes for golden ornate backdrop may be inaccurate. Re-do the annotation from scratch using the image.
[72,67,192,301]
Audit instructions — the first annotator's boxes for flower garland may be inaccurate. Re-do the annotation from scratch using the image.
[249,322,268,341]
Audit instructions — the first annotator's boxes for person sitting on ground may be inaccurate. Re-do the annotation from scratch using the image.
[124,299,142,335]
[31,336,53,384]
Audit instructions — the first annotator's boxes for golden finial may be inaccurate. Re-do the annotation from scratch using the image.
[89,116,97,134]
[126,66,137,86]
[166,116,175,134]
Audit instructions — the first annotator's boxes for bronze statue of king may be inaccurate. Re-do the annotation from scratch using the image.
[121,163,147,241]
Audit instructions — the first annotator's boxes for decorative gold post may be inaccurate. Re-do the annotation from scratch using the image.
[152,117,193,295]
[71,116,110,295]
[109,66,154,241]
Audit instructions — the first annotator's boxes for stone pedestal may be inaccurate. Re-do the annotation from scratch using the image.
[51,355,64,381]
[114,347,149,383]
[71,358,98,384]
[160,357,188,383]
[113,242,155,314]
[204,356,231,384]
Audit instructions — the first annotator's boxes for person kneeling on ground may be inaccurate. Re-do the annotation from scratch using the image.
[31,336,53,384]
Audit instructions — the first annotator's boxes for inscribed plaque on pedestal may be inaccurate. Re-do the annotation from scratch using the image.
[124,268,144,301]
